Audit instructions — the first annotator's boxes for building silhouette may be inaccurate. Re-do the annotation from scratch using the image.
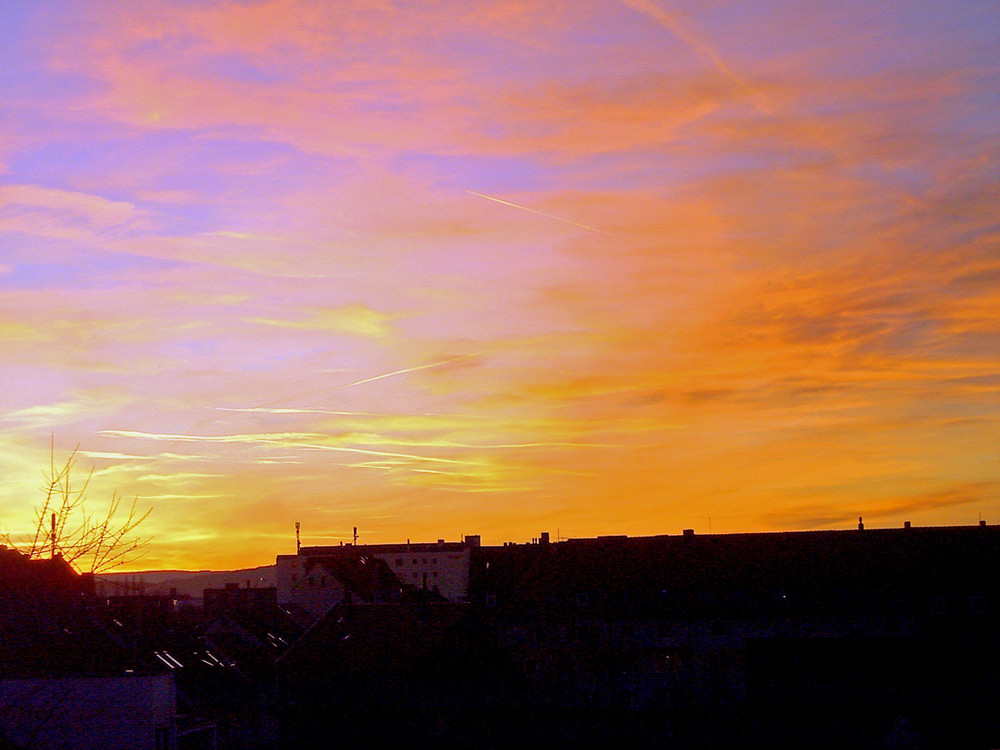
[2,522,998,749]
[279,523,1000,749]
[0,546,176,749]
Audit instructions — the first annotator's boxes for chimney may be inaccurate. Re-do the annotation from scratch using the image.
[540,532,550,545]
[904,521,911,529]
[858,516,864,531]
[683,529,694,538]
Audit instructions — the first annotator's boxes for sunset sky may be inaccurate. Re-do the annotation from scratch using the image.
[1,0,998,570]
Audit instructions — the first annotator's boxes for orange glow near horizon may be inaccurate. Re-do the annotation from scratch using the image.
[1,0,998,570]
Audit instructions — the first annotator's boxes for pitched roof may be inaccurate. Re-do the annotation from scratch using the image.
[300,553,406,601]
[0,548,140,677]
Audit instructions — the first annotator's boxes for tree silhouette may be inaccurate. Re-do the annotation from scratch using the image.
[3,441,151,573]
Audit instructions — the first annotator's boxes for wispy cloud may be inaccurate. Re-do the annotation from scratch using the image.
[81,451,156,461]
[0,184,146,240]
[247,305,396,338]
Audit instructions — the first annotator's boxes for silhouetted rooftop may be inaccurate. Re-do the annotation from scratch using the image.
[470,523,1000,620]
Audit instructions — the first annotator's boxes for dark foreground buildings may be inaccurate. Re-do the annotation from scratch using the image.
[279,523,1000,750]
[2,522,998,748]
[0,547,176,749]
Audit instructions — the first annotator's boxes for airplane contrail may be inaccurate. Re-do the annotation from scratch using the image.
[209,406,492,420]
[99,429,481,466]
[331,358,464,391]
[467,191,611,235]
[617,0,773,115]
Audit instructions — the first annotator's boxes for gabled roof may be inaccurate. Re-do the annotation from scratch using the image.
[0,547,80,591]
[300,553,404,601]
[0,548,140,677]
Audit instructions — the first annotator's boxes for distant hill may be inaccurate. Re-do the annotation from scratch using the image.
[96,565,276,598]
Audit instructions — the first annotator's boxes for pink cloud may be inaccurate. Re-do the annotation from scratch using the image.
[0,184,144,239]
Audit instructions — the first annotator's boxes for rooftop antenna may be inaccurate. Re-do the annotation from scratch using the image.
[295,521,301,554]
[353,526,358,546]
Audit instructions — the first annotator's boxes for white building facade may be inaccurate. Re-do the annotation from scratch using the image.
[276,536,478,615]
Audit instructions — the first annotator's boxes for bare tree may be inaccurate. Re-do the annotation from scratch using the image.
[3,441,151,573]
